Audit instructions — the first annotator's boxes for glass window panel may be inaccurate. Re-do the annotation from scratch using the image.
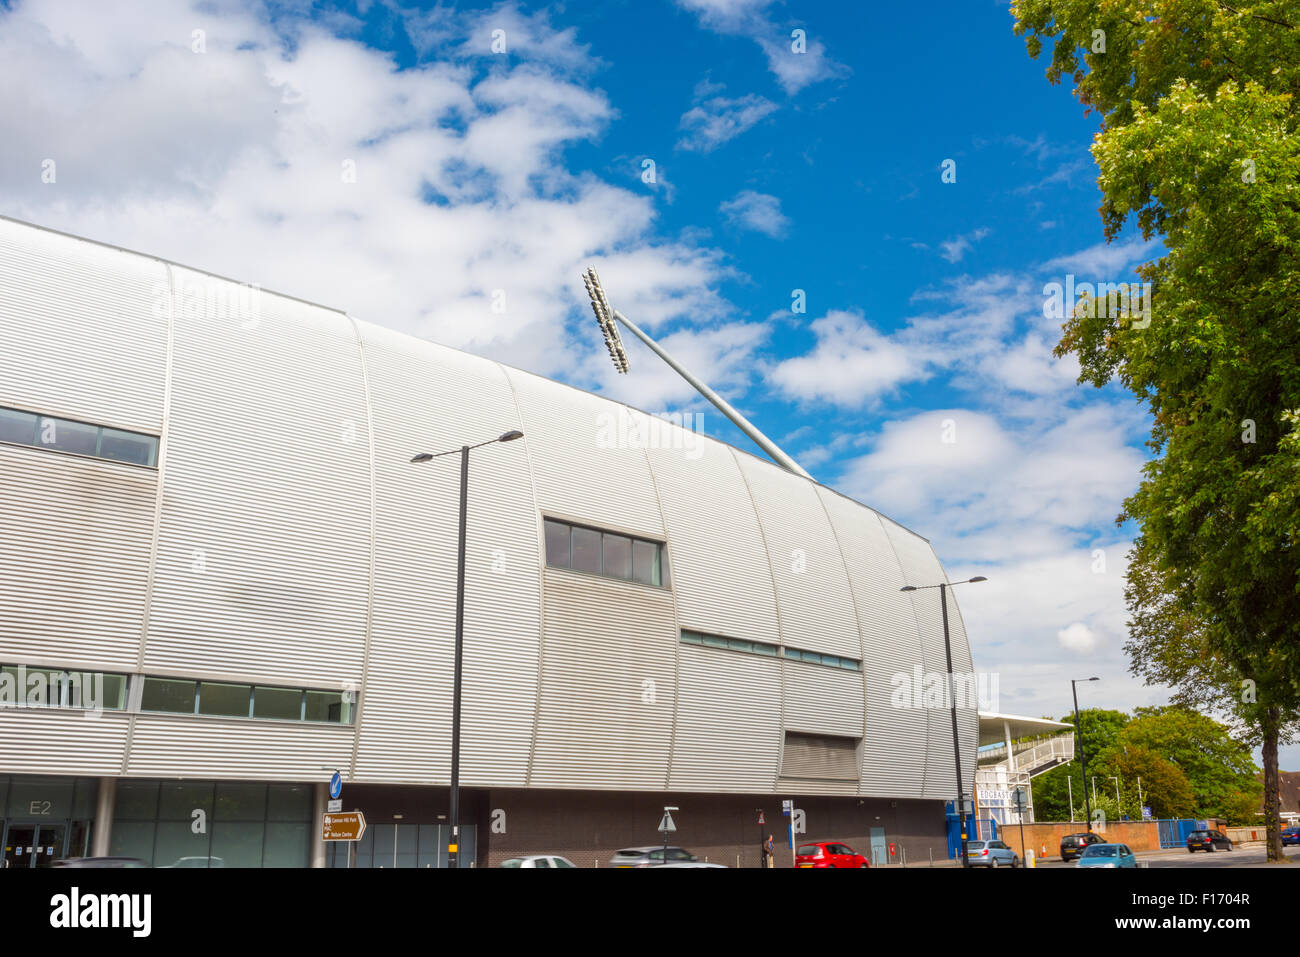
[154,821,213,868]
[158,781,214,821]
[267,784,312,821]
[114,780,159,820]
[821,656,840,669]
[543,519,571,568]
[254,686,302,720]
[417,825,438,868]
[141,677,197,714]
[680,632,702,645]
[198,681,251,717]
[71,778,98,820]
[753,643,779,657]
[37,417,98,456]
[570,526,601,574]
[97,428,157,467]
[727,638,751,652]
[7,776,74,818]
[304,690,349,723]
[0,408,37,445]
[632,539,661,586]
[264,821,310,867]
[395,823,418,868]
[65,672,128,710]
[210,821,264,867]
[701,634,727,649]
[15,668,65,706]
[602,534,632,580]
[213,782,266,821]
[108,822,156,865]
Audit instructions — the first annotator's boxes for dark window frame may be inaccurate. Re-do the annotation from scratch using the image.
[543,517,669,589]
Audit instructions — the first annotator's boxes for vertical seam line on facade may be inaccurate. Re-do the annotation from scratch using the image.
[123,257,176,775]
[812,487,871,797]
[728,447,788,791]
[497,365,546,788]
[882,520,937,799]
[636,420,683,792]
[342,314,378,784]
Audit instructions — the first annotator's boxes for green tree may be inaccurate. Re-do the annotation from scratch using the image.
[1093,743,1197,819]
[1013,0,1300,861]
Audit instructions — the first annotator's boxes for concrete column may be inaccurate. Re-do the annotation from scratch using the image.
[90,777,116,857]
[311,782,327,868]
[1003,721,1015,772]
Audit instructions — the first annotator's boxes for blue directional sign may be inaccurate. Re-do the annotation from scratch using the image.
[329,771,342,800]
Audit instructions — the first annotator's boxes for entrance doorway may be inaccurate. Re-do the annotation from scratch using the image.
[3,822,67,868]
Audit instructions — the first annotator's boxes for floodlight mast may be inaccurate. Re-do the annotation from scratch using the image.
[582,267,813,481]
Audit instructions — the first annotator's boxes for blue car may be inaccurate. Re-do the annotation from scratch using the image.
[1282,827,1300,846]
[1076,843,1137,868]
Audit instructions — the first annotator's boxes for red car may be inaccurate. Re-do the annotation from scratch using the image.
[795,842,871,868]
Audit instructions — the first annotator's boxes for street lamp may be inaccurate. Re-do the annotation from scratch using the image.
[899,575,987,868]
[410,428,524,868]
[1071,677,1100,832]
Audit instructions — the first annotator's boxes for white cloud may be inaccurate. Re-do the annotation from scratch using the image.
[719,189,789,237]
[675,0,848,94]
[677,90,778,152]
[770,310,931,405]
[938,227,990,263]
[1057,622,1100,654]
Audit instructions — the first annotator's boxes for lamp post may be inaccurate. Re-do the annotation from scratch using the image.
[900,575,987,868]
[410,429,524,868]
[1071,677,1100,832]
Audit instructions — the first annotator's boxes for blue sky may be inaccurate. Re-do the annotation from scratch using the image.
[1,0,1289,769]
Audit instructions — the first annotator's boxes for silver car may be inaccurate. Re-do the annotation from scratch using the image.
[500,855,577,868]
[608,846,700,868]
[964,840,1020,868]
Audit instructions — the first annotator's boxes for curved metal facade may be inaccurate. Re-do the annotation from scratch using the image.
[0,216,978,798]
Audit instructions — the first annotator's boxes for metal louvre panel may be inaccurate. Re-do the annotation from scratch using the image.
[780,731,859,780]
[645,443,779,645]
[530,570,676,789]
[352,324,539,785]
[881,518,978,800]
[0,448,155,670]
[144,267,371,684]
[0,711,131,774]
[781,663,863,739]
[0,217,167,430]
[816,489,927,797]
[501,369,665,538]
[669,646,781,791]
[126,714,354,779]
[733,453,860,659]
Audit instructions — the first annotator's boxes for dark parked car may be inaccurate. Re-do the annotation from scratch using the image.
[608,846,700,868]
[1060,832,1106,862]
[50,857,149,868]
[1282,826,1300,847]
[1186,829,1233,852]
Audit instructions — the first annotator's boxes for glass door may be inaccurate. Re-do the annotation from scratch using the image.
[33,824,66,867]
[4,824,36,868]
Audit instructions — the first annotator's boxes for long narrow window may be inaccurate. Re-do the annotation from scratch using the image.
[544,518,668,587]
[0,406,158,467]
[679,631,860,670]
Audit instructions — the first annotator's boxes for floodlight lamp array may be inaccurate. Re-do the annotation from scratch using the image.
[583,266,629,374]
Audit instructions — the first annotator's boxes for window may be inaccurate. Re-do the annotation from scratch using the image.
[781,731,860,780]
[141,678,198,714]
[0,665,130,710]
[139,676,352,724]
[543,518,668,587]
[198,681,252,717]
[254,686,303,720]
[304,689,352,723]
[783,647,860,672]
[681,630,780,658]
[0,406,158,467]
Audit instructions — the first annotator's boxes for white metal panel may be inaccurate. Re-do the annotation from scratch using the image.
[502,369,665,538]
[781,662,864,740]
[668,646,781,791]
[529,569,676,789]
[0,216,167,430]
[125,714,354,780]
[817,488,928,797]
[733,452,860,660]
[351,325,540,786]
[645,441,780,645]
[882,517,979,800]
[142,268,371,685]
[0,447,155,670]
[0,711,130,775]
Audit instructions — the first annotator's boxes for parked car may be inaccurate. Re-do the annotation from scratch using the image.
[1280,826,1300,847]
[163,856,226,868]
[795,842,870,868]
[608,846,700,868]
[965,840,1020,868]
[500,855,577,868]
[1186,829,1233,852]
[1077,843,1137,868]
[654,861,728,868]
[1060,832,1106,862]
[50,857,149,868]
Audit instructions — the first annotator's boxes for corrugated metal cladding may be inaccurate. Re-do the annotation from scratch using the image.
[0,216,978,800]
[780,732,859,781]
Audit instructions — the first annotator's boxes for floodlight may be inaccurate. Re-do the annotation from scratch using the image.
[583,267,629,374]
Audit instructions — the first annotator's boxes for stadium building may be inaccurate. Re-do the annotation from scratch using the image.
[0,216,981,868]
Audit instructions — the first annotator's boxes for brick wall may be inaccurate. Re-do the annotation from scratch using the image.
[1008,820,1163,860]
